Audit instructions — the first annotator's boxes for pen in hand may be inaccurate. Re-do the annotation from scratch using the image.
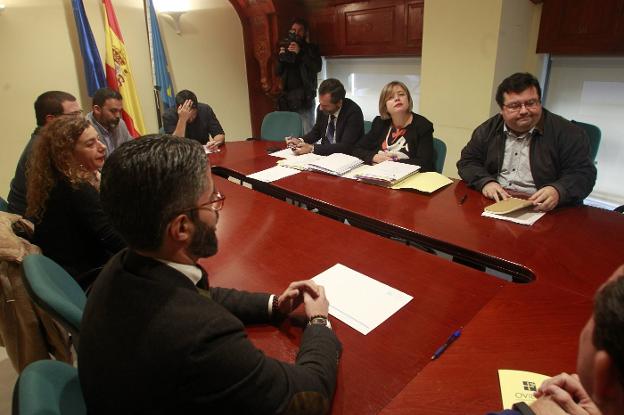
[431,328,462,360]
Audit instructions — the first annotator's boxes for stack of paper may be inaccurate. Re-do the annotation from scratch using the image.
[482,198,545,226]
[277,153,324,170]
[267,148,297,159]
[307,153,364,176]
[246,165,300,183]
[312,263,413,335]
[355,160,420,187]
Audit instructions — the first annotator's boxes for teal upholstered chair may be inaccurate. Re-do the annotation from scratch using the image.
[260,111,303,141]
[13,359,86,415]
[571,120,601,163]
[0,195,8,212]
[22,255,86,349]
[432,137,447,174]
[363,120,373,134]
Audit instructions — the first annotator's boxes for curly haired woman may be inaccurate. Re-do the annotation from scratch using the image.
[26,116,125,289]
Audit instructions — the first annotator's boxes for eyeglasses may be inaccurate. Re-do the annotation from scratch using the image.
[180,191,225,214]
[60,110,84,116]
[503,99,541,112]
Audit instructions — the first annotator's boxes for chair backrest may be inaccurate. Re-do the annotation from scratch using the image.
[571,120,601,163]
[13,359,86,415]
[22,255,86,348]
[363,120,373,134]
[261,111,303,141]
[0,195,8,212]
[432,137,447,174]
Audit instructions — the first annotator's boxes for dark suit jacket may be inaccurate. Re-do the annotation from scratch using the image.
[79,250,341,414]
[352,112,435,171]
[303,98,364,156]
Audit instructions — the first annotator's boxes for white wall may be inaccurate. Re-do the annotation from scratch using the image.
[0,0,251,197]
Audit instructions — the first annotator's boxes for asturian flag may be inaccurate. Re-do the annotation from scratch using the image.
[103,0,145,137]
[71,0,106,96]
[145,0,175,110]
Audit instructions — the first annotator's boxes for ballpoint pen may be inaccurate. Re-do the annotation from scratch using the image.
[458,194,468,205]
[431,328,462,360]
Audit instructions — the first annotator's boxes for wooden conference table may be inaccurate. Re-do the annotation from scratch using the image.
[202,142,624,413]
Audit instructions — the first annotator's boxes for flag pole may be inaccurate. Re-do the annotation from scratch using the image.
[143,0,163,129]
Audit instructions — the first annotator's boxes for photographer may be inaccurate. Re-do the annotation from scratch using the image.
[276,18,322,134]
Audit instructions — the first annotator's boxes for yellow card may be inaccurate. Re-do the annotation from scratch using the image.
[498,369,550,409]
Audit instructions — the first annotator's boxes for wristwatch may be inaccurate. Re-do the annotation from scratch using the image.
[308,315,332,329]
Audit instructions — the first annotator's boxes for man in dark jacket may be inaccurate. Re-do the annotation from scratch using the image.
[276,18,322,133]
[457,72,596,211]
[286,78,364,156]
[79,136,341,414]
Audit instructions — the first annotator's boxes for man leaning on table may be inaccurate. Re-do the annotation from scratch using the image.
[457,72,596,212]
[79,136,341,414]
[286,78,364,156]
[488,264,624,415]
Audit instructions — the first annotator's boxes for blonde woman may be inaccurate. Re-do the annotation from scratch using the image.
[26,116,125,288]
[352,81,434,171]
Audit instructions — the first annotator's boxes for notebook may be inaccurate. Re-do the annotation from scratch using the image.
[307,153,364,176]
[354,160,420,187]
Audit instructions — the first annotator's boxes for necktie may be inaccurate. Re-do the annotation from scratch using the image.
[327,115,336,144]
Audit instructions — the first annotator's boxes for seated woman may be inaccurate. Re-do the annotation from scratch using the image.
[26,117,125,289]
[352,81,435,171]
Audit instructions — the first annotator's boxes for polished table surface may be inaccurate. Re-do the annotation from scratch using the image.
[205,142,623,413]
[201,176,505,414]
[209,141,624,296]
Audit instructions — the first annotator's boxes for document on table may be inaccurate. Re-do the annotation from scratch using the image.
[482,208,545,226]
[247,165,300,182]
[498,369,550,409]
[312,263,413,335]
[267,148,297,159]
[391,171,453,193]
[277,153,324,170]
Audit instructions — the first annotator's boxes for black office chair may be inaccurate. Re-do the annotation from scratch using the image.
[615,205,624,214]
[0,195,8,212]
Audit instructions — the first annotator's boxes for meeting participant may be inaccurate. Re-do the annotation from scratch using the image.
[352,81,435,170]
[286,78,364,156]
[26,117,126,289]
[276,18,322,133]
[79,136,341,414]
[7,91,82,217]
[85,87,132,156]
[163,89,225,152]
[457,72,596,212]
[488,264,624,415]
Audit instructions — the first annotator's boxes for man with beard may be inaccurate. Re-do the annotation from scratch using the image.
[85,87,132,156]
[79,136,341,414]
[457,72,596,212]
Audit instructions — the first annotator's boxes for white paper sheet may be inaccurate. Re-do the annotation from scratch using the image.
[246,166,300,182]
[277,153,324,170]
[482,209,546,226]
[312,263,413,335]
[267,148,297,159]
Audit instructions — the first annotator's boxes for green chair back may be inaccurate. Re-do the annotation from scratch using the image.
[433,137,447,174]
[571,120,601,163]
[0,196,8,212]
[22,255,86,349]
[363,120,373,134]
[13,360,86,415]
[261,111,303,141]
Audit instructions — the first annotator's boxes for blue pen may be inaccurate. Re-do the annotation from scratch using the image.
[431,328,462,360]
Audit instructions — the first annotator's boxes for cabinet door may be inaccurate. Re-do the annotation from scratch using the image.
[537,0,624,54]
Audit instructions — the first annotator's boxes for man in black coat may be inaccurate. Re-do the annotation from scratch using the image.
[286,78,364,156]
[457,72,596,211]
[79,136,341,414]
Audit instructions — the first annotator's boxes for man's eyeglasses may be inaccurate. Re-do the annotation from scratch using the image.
[60,110,84,116]
[180,191,225,214]
[503,99,541,112]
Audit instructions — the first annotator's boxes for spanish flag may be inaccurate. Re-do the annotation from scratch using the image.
[103,0,145,137]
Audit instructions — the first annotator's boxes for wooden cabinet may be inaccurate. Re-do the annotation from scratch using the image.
[537,0,624,54]
[307,0,424,57]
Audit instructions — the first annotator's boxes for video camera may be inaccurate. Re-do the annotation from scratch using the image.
[278,30,302,63]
